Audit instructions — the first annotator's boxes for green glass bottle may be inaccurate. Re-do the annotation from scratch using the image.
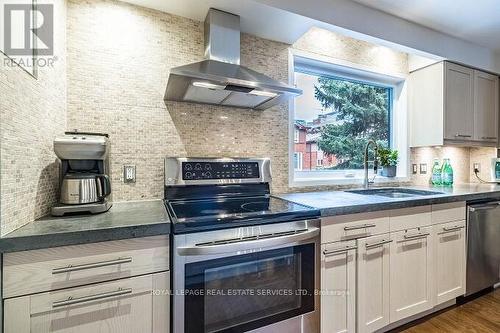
[441,158,453,186]
[431,159,442,185]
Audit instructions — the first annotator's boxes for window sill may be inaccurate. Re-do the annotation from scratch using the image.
[290,176,410,188]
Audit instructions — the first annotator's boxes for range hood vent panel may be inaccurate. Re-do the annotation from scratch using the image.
[164,9,302,110]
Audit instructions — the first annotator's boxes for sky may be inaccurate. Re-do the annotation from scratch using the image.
[294,72,327,122]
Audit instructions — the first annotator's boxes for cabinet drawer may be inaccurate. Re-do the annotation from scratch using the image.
[3,235,169,298]
[390,206,431,231]
[4,272,169,333]
[431,202,466,224]
[321,211,389,243]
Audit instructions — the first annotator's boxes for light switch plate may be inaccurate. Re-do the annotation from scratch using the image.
[124,165,136,183]
[420,163,427,174]
[412,164,418,174]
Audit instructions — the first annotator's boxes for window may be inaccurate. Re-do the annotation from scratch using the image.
[294,129,300,143]
[290,54,407,185]
[293,152,303,171]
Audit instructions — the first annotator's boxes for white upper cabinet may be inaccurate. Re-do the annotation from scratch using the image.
[410,61,499,147]
[444,63,474,140]
[474,70,499,142]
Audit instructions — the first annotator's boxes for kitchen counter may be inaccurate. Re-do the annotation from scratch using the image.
[278,184,500,217]
[0,200,170,253]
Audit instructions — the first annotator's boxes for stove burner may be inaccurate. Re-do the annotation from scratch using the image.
[241,202,270,212]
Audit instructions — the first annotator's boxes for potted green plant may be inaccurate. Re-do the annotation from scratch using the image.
[378,147,398,177]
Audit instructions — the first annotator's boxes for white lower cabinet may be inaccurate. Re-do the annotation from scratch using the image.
[389,226,434,323]
[433,220,466,305]
[357,235,391,333]
[321,240,357,333]
[321,204,467,333]
[4,272,170,333]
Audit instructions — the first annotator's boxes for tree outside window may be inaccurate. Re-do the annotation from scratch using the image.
[293,71,392,177]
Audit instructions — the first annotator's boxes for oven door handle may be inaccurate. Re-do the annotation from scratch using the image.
[177,227,320,256]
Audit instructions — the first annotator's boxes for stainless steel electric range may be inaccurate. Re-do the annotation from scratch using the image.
[164,157,320,333]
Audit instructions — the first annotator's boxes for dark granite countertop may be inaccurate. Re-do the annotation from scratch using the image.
[277,184,500,217]
[0,200,170,253]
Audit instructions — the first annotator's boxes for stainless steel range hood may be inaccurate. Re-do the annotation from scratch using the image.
[164,8,302,110]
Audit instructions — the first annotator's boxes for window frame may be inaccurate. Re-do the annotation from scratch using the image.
[288,49,409,187]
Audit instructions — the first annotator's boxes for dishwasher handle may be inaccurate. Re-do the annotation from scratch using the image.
[468,201,500,212]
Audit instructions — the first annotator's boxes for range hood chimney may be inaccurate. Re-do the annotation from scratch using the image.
[164,8,302,110]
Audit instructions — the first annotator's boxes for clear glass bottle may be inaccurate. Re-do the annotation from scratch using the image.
[495,160,500,179]
[431,159,442,185]
[441,158,454,186]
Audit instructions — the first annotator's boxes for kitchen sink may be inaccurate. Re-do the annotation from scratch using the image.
[345,188,444,198]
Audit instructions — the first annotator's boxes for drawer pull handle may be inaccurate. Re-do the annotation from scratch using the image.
[344,224,376,231]
[482,136,497,140]
[366,239,393,249]
[323,245,357,256]
[442,225,464,232]
[52,287,133,308]
[52,257,133,274]
[403,232,430,240]
[455,133,472,138]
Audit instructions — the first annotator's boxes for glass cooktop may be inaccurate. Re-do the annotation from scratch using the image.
[166,196,320,233]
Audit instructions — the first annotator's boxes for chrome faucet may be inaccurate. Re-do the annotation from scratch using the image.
[363,140,379,189]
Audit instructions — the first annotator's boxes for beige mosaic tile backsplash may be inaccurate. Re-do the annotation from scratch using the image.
[0,0,67,235]
[411,147,497,185]
[293,27,409,76]
[66,0,290,197]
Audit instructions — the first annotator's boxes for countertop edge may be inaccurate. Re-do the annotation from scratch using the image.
[278,188,500,218]
[0,222,171,253]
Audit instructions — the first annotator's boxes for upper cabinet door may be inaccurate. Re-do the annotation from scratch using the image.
[444,63,474,140]
[474,70,499,142]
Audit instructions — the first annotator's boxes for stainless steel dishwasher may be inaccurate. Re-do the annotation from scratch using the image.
[466,200,500,296]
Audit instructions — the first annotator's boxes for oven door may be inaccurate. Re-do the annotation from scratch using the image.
[173,221,320,333]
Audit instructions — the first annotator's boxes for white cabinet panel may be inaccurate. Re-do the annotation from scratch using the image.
[4,273,170,333]
[321,240,356,333]
[474,70,499,142]
[390,226,433,323]
[3,235,170,298]
[357,235,391,333]
[433,220,466,304]
[321,211,389,243]
[444,62,474,140]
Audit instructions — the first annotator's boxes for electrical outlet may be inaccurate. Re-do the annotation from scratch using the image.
[412,164,418,174]
[473,163,481,172]
[419,163,427,174]
[124,165,136,183]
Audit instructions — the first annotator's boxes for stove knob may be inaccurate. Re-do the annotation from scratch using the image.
[205,164,212,170]
[204,171,212,178]
[185,164,193,171]
[185,172,193,179]
[195,163,202,170]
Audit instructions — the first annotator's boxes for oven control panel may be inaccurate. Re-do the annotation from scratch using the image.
[181,161,260,180]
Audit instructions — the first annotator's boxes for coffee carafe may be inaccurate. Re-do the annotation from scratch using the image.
[51,132,112,216]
